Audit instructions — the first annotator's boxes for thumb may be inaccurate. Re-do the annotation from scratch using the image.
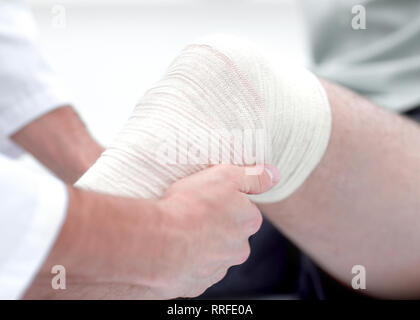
[228,164,280,195]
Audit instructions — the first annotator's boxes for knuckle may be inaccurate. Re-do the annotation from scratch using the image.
[252,210,263,232]
[208,270,228,287]
[240,203,262,233]
[237,244,251,264]
[215,165,241,186]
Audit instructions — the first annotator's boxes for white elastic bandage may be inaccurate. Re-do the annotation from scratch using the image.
[75,35,331,203]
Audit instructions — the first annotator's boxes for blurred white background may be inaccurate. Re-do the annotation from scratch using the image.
[22,0,308,174]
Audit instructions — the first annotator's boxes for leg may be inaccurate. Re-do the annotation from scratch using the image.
[260,79,420,298]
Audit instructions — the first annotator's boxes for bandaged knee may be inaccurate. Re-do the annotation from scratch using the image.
[75,35,331,203]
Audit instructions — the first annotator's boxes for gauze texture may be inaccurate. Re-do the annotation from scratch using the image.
[75,35,331,203]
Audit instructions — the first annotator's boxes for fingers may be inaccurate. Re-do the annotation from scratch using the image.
[232,241,252,266]
[211,164,280,195]
[159,163,279,300]
[206,268,229,289]
[238,164,280,194]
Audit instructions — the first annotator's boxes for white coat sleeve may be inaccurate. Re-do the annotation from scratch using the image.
[0,0,70,157]
[0,154,68,299]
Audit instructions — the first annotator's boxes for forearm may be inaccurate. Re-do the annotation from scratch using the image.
[24,187,163,299]
[260,79,420,298]
[12,106,104,184]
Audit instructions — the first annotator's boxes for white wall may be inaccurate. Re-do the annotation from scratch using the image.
[21,0,308,174]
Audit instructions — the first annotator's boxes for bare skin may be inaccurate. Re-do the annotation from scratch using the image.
[11,105,279,299]
[259,79,420,299]
[23,164,277,299]
[12,106,104,184]
[14,82,420,299]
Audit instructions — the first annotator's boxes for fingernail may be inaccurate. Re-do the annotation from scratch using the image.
[264,165,280,183]
[265,167,274,182]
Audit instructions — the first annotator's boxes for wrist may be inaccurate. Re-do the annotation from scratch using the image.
[26,186,170,298]
[52,187,166,283]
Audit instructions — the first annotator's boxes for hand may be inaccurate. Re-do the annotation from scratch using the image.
[151,164,280,298]
[25,164,279,299]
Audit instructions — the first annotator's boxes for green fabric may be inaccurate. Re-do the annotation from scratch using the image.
[301,0,420,112]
